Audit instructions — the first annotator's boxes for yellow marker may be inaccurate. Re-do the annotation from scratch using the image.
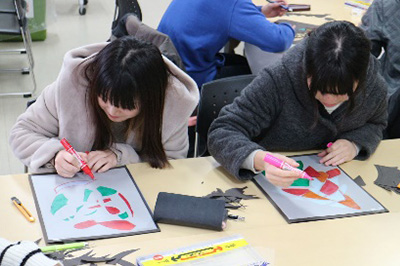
[11,197,35,222]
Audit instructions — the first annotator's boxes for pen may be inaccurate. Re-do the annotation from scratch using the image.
[266,0,293,12]
[60,138,95,180]
[41,242,88,253]
[263,154,313,180]
[11,197,35,222]
[327,142,333,148]
[227,214,245,221]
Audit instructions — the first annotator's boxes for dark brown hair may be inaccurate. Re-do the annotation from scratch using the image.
[84,36,170,168]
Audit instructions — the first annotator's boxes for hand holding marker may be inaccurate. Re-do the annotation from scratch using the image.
[60,138,95,179]
[263,153,313,180]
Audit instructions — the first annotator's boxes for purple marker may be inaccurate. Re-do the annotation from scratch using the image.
[263,153,313,180]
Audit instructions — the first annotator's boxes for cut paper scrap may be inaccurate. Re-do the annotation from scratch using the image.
[282,188,309,196]
[51,194,68,215]
[291,178,309,187]
[327,169,341,178]
[315,171,329,183]
[374,165,400,194]
[302,191,328,200]
[204,186,259,209]
[296,160,304,170]
[339,195,361,210]
[353,175,366,187]
[320,180,339,195]
[304,166,320,177]
[74,220,135,230]
[43,241,139,266]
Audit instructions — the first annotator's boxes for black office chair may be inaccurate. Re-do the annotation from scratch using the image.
[0,0,36,97]
[385,88,400,139]
[194,74,256,157]
[111,0,142,31]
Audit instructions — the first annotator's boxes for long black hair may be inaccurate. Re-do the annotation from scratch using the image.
[305,21,371,112]
[84,36,170,168]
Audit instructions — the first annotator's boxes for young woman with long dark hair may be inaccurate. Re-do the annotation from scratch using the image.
[10,36,199,177]
[208,21,388,187]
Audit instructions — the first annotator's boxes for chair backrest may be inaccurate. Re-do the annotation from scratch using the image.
[110,14,185,71]
[195,74,256,156]
[112,0,142,30]
[0,0,16,13]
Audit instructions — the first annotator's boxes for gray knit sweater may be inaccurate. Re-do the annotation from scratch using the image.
[208,40,388,181]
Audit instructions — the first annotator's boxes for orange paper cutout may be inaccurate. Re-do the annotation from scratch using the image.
[339,194,361,210]
[302,190,328,200]
[316,172,329,183]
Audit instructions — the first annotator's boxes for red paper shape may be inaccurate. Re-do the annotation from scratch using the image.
[327,169,341,178]
[99,220,135,230]
[105,206,120,214]
[320,180,339,195]
[304,166,320,177]
[282,188,309,196]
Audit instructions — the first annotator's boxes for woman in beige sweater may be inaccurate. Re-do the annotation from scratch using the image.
[9,36,199,177]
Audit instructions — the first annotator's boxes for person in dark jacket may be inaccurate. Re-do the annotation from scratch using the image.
[208,21,388,187]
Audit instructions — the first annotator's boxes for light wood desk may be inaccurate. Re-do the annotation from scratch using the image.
[1,139,400,265]
[247,0,366,74]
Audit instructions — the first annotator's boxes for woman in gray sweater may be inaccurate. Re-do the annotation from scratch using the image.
[208,21,387,187]
[10,36,199,177]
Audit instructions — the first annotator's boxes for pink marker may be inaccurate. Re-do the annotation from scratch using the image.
[263,154,313,180]
[327,142,333,148]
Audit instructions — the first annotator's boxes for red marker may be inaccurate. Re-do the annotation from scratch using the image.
[327,142,333,148]
[60,138,94,179]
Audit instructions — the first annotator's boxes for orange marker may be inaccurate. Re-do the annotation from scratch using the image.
[11,197,35,222]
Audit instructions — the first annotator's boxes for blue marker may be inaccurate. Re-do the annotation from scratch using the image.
[266,0,293,12]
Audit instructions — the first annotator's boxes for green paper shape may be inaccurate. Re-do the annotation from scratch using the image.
[85,210,98,216]
[291,178,310,187]
[83,189,93,202]
[97,186,117,196]
[51,194,68,215]
[296,160,304,170]
[118,212,128,219]
[76,205,83,212]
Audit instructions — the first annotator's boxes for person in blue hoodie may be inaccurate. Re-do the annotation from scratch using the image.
[158,0,295,88]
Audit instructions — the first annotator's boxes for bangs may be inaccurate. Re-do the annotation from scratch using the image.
[310,66,355,96]
[96,70,139,110]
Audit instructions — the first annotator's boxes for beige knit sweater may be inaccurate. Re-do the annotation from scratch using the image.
[9,42,199,173]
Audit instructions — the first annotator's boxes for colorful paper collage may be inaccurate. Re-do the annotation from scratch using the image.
[254,154,387,223]
[30,167,159,243]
